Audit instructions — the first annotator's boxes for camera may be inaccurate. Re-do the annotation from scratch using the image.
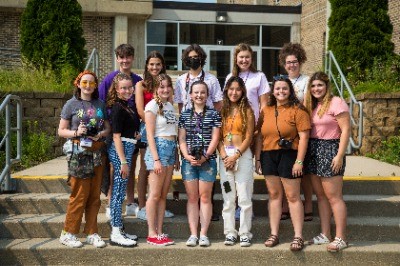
[86,126,98,137]
[278,138,293,150]
[190,146,203,160]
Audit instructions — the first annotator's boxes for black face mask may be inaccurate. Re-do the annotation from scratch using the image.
[186,57,202,70]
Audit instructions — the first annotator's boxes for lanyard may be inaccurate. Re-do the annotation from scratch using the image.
[185,70,205,94]
[189,109,205,149]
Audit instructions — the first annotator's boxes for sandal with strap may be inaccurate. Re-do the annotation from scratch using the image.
[264,234,279,247]
[304,212,313,222]
[290,237,305,251]
[309,233,330,245]
[280,212,290,221]
[327,237,348,252]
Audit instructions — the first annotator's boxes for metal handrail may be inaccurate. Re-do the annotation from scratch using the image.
[325,50,363,153]
[0,95,22,192]
[85,48,99,77]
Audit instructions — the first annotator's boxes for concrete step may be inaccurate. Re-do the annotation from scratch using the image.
[1,214,399,242]
[1,238,399,265]
[1,193,399,218]
[14,176,400,195]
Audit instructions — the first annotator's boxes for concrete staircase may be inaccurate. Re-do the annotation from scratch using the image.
[1,176,400,265]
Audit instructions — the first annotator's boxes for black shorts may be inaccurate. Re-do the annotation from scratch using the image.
[261,149,300,179]
[304,138,346,177]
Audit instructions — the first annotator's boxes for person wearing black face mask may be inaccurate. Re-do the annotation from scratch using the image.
[175,44,223,114]
[174,44,223,222]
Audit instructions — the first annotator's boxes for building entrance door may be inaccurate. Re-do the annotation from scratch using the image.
[205,46,233,89]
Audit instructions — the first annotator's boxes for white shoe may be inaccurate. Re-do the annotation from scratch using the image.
[186,235,198,247]
[199,235,210,247]
[164,209,174,218]
[120,226,138,241]
[105,207,111,220]
[125,203,138,216]
[136,207,147,220]
[110,227,137,247]
[86,233,106,248]
[59,230,83,248]
[240,236,252,247]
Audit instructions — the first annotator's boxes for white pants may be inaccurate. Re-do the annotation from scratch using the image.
[219,148,254,238]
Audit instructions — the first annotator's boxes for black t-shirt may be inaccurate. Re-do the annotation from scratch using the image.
[110,99,140,138]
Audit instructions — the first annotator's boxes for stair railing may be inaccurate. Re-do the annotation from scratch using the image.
[0,95,22,192]
[325,50,363,153]
[85,48,99,77]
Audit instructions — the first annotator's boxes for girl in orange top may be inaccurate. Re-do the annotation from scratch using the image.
[254,76,311,251]
[217,76,255,247]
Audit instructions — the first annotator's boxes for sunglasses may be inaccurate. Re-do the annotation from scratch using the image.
[80,80,97,88]
[273,75,289,81]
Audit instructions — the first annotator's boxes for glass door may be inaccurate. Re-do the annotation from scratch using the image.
[205,46,233,89]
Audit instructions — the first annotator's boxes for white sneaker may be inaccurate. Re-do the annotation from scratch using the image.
[59,230,83,248]
[164,209,175,218]
[105,206,111,220]
[240,236,252,247]
[86,233,106,248]
[199,236,210,247]
[136,207,147,220]
[120,226,138,241]
[110,227,137,247]
[224,234,237,246]
[186,235,198,247]
[125,203,138,216]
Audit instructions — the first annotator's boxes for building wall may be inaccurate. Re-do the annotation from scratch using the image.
[0,11,22,68]
[389,0,400,54]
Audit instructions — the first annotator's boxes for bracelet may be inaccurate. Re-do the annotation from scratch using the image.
[256,159,261,162]
[235,149,242,157]
[295,160,303,165]
[121,161,128,165]
[74,129,78,138]
[222,156,228,160]
[154,159,160,162]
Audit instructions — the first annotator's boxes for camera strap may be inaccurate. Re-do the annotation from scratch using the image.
[274,105,297,141]
[189,108,205,151]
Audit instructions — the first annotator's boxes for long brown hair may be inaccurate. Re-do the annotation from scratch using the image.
[232,43,257,77]
[142,51,166,94]
[153,74,173,116]
[304,71,333,117]
[221,76,253,139]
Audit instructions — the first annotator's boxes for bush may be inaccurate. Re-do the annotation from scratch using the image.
[20,0,86,74]
[367,136,400,166]
[328,0,395,75]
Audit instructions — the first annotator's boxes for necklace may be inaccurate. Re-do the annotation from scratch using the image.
[226,107,238,143]
[291,74,301,85]
[240,71,250,84]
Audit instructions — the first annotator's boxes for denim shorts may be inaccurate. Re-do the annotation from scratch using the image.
[139,122,147,144]
[181,158,217,182]
[144,137,176,170]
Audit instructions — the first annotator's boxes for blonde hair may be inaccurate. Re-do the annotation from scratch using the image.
[153,74,172,116]
[232,43,257,77]
[106,72,132,108]
[305,71,333,117]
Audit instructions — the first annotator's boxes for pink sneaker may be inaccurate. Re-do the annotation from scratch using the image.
[159,233,174,245]
[147,236,168,246]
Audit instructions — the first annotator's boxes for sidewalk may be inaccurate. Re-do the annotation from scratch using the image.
[12,155,400,179]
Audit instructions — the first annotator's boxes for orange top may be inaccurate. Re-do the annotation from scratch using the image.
[259,105,311,151]
[223,114,243,138]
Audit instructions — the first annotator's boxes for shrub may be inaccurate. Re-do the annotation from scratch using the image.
[20,0,86,74]
[367,136,400,166]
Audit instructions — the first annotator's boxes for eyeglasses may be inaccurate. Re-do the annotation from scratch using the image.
[80,80,96,88]
[273,75,289,81]
[285,60,299,65]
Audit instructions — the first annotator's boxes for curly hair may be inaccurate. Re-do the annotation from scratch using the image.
[153,74,173,116]
[231,43,257,77]
[106,72,132,108]
[182,44,207,68]
[269,77,305,110]
[114,43,135,58]
[142,51,166,94]
[278,42,307,67]
[73,70,99,100]
[304,71,333,117]
[221,76,254,139]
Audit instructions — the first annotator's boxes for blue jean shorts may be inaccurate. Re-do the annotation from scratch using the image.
[181,158,217,182]
[139,122,147,144]
[144,137,176,170]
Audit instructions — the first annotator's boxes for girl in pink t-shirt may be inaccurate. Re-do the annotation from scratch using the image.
[304,71,351,252]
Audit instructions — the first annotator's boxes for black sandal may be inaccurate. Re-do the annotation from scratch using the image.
[290,237,305,251]
[280,212,290,220]
[264,234,279,247]
[304,212,313,222]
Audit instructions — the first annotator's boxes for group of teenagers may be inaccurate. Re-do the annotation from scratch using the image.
[58,42,350,253]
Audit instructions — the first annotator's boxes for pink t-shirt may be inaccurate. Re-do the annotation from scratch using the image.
[225,71,270,122]
[310,96,349,139]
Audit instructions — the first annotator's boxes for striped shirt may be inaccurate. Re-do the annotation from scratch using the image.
[178,107,221,159]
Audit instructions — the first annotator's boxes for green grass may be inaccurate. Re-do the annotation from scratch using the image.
[366,136,400,167]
